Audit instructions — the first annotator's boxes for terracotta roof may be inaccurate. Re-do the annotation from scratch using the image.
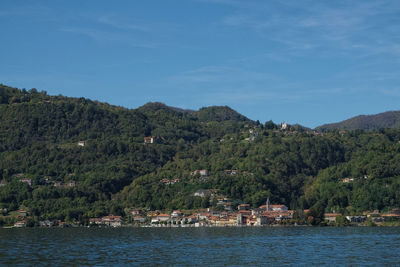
[269,205,286,208]
[382,213,400,217]
[324,213,342,217]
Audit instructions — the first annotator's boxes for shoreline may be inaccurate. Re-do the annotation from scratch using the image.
[4,223,400,229]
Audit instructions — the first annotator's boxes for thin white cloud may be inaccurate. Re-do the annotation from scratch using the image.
[97,15,149,32]
[220,0,400,57]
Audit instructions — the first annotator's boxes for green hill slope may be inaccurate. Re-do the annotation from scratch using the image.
[1,84,400,225]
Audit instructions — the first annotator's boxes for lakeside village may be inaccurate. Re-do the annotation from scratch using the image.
[2,167,400,229]
[8,197,400,228]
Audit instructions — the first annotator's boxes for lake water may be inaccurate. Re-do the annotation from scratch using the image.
[1,227,400,266]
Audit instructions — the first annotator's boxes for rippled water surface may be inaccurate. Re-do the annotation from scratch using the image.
[1,227,400,266]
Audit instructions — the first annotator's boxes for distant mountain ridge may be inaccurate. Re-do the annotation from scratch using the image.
[317,110,400,131]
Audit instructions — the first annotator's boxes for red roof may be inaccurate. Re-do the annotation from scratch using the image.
[269,205,286,208]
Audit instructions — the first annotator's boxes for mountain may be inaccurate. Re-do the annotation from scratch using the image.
[1,84,400,226]
[0,84,255,222]
[317,111,400,131]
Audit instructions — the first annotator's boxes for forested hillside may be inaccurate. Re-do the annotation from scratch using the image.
[1,84,400,224]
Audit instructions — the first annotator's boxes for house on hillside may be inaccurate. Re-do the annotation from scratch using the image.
[133,216,146,223]
[190,170,209,182]
[156,214,170,222]
[19,178,32,186]
[65,181,77,187]
[193,190,209,197]
[259,204,288,212]
[237,211,252,225]
[381,208,400,220]
[246,215,272,226]
[147,211,160,217]
[224,170,238,175]
[131,209,142,216]
[78,141,86,147]
[171,210,184,218]
[39,220,55,227]
[218,202,232,211]
[89,218,102,225]
[14,220,26,228]
[341,178,354,183]
[53,181,63,187]
[263,210,294,221]
[346,215,367,223]
[101,215,122,227]
[160,178,180,185]
[160,178,170,184]
[197,212,210,221]
[170,178,180,184]
[144,136,164,144]
[183,215,198,224]
[191,170,209,176]
[215,216,230,226]
[324,213,342,223]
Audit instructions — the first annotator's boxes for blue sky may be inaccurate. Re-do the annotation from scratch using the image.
[1,0,400,127]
